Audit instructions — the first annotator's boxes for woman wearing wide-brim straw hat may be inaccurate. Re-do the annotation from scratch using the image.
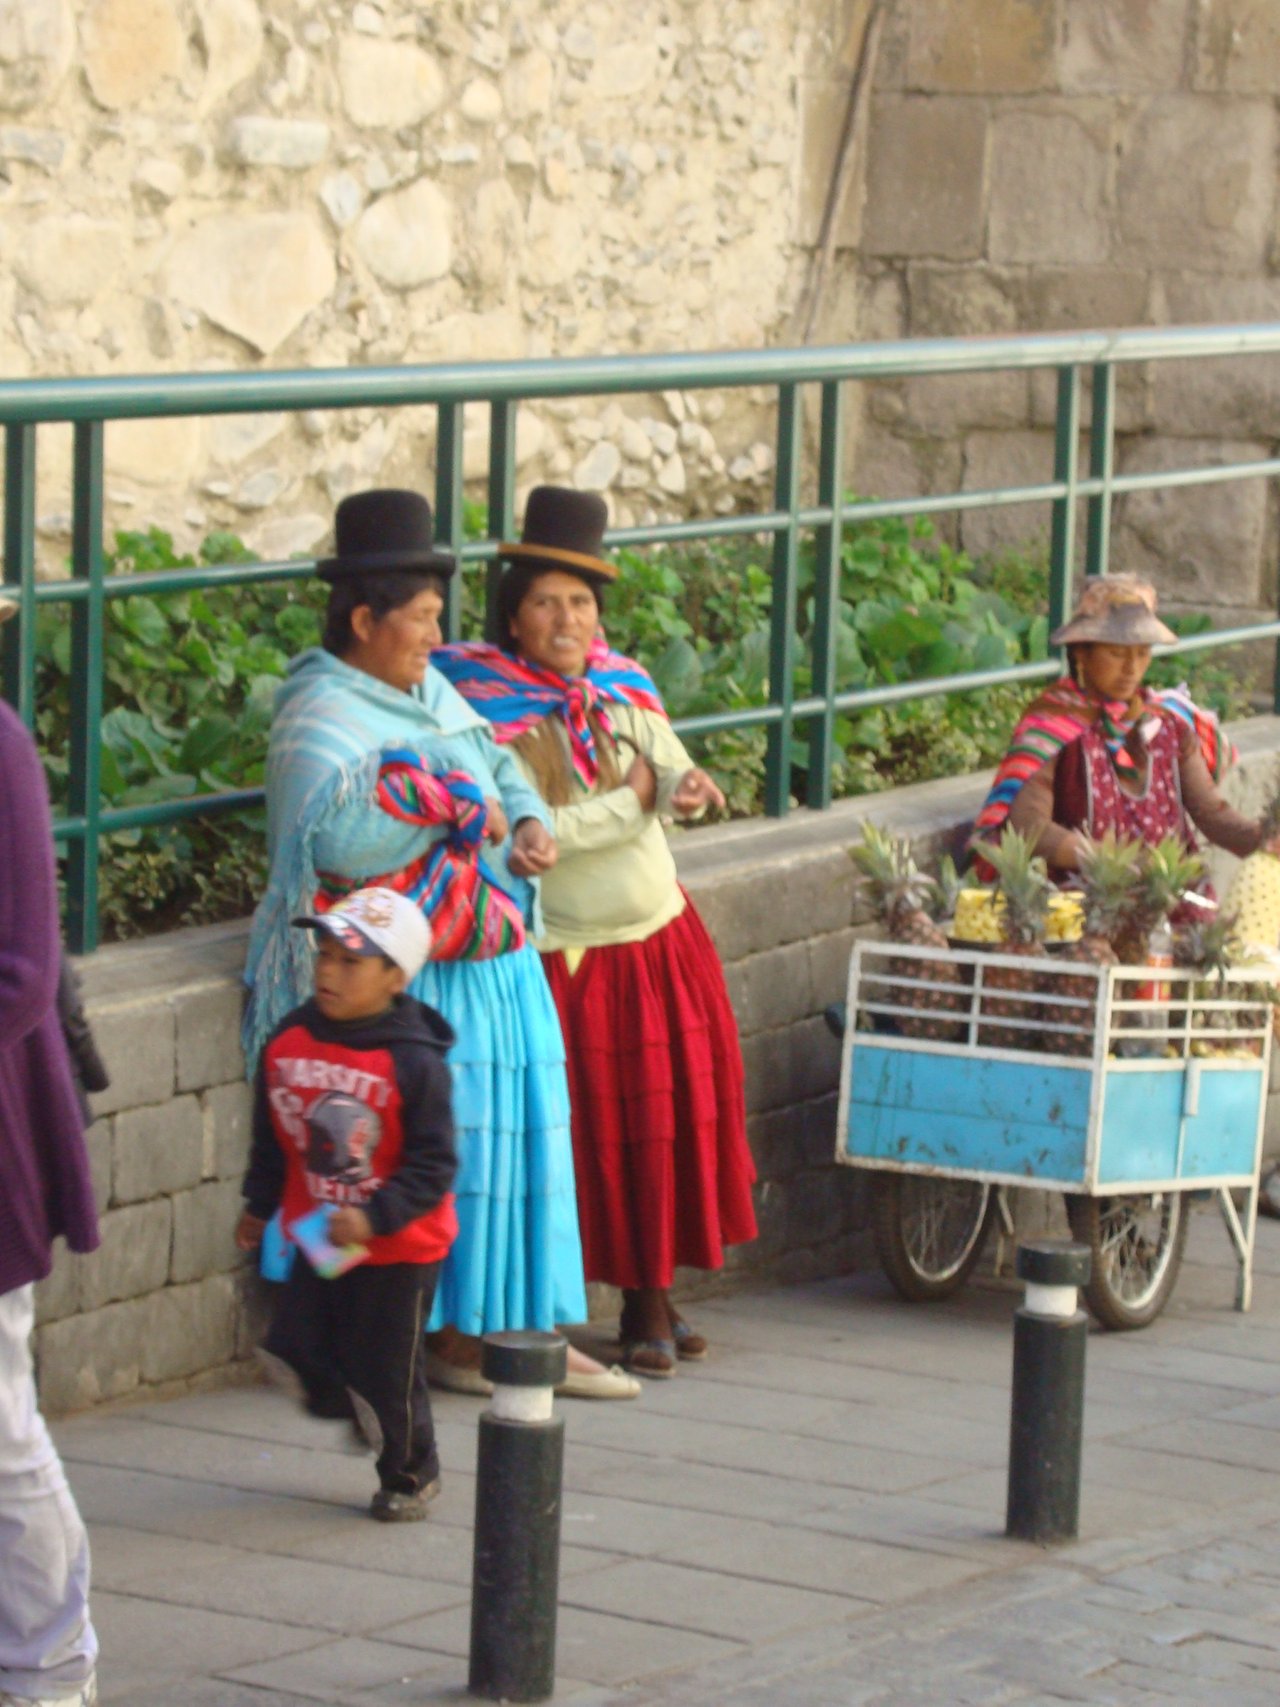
[433,486,758,1379]
[974,572,1270,877]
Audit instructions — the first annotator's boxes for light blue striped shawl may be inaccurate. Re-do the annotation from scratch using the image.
[242,647,548,1068]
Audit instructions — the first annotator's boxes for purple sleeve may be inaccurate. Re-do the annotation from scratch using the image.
[0,705,61,1045]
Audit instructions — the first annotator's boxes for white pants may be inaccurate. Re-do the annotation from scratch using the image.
[0,1286,96,1700]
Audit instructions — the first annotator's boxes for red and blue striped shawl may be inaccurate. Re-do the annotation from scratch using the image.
[431,635,667,786]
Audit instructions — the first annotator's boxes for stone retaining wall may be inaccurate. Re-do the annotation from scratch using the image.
[34,717,1280,1414]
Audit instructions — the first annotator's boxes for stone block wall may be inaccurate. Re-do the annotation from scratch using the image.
[2,0,838,562]
[819,0,1280,628]
[36,716,1280,1414]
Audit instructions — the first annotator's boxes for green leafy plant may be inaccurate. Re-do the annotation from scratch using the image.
[27,508,1261,940]
[34,528,326,937]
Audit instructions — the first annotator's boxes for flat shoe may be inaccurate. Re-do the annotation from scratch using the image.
[672,1319,708,1361]
[423,1348,493,1397]
[622,1338,678,1379]
[555,1363,642,1400]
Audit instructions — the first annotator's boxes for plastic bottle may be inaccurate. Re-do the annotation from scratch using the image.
[1135,917,1174,1052]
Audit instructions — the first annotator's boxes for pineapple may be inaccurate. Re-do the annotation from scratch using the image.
[1054,832,1145,1055]
[851,826,967,1042]
[1113,835,1205,965]
[979,830,1054,1051]
[925,854,964,927]
[1176,911,1269,1057]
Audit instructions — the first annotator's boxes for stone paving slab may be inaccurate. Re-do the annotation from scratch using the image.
[50,1206,1280,1704]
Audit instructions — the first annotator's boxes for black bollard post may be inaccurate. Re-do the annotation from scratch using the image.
[468,1330,568,1703]
[1005,1239,1091,1545]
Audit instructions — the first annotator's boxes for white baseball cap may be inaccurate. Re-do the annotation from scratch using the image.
[292,886,432,981]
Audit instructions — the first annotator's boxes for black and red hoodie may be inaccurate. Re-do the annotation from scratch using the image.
[244,995,458,1266]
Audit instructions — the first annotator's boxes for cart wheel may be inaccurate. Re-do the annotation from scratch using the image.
[1065,1192,1189,1331]
[869,1173,994,1302]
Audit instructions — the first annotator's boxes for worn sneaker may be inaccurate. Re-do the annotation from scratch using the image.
[0,1674,98,1706]
[370,1479,441,1523]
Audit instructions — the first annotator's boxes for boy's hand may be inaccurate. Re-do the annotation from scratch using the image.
[328,1207,374,1247]
[235,1210,266,1252]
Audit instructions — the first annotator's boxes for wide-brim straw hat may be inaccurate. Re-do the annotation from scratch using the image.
[1050,574,1177,647]
[497,486,617,583]
[316,488,456,583]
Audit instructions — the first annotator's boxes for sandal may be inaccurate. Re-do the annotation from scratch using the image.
[622,1338,678,1379]
[671,1317,708,1361]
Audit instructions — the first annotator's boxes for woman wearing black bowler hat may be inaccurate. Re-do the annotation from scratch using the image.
[242,488,637,1400]
[434,487,758,1378]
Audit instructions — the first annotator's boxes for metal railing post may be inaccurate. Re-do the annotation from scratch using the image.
[807,381,844,809]
[65,421,105,953]
[1084,362,1115,579]
[435,400,465,641]
[764,382,802,818]
[2,423,36,725]
[1047,366,1079,635]
[485,398,517,642]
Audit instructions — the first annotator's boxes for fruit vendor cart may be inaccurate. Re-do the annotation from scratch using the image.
[835,941,1272,1328]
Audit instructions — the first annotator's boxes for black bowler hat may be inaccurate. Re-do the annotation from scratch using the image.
[316,489,456,583]
[497,486,617,583]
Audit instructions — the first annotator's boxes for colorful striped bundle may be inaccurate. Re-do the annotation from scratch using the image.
[315,751,526,963]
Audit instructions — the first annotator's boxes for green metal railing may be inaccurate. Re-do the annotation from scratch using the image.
[5,323,1280,950]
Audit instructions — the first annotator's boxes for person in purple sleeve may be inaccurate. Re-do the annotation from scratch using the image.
[0,646,101,1707]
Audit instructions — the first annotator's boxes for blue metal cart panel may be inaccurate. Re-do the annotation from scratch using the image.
[1179,1065,1267,1180]
[1096,1069,1183,1185]
[847,1046,1092,1181]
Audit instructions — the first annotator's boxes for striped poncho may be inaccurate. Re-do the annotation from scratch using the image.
[974,676,1235,845]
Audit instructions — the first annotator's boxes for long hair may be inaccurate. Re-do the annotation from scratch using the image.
[511,709,623,805]
[322,568,447,656]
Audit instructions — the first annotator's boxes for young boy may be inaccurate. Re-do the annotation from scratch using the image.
[236,886,457,1523]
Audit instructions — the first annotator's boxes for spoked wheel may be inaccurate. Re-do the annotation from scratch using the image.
[1065,1192,1189,1330]
[869,1172,995,1302]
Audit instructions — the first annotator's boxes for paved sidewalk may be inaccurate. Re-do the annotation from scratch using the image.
[54,1206,1280,1705]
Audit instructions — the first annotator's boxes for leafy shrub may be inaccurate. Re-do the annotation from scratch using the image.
[28,512,1260,940]
[34,529,326,939]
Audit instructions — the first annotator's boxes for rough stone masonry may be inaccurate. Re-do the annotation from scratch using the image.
[4,0,1280,627]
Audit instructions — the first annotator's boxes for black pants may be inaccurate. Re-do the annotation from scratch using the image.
[266,1258,441,1494]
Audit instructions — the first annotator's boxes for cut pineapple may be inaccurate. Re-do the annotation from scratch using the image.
[952,887,1082,944]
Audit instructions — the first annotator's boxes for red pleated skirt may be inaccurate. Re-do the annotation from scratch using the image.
[541,894,757,1290]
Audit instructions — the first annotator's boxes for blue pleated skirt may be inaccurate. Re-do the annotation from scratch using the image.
[416,944,587,1334]
[260,945,587,1334]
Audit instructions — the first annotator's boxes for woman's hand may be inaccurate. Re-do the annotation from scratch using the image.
[625,752,658,813]
[328,1207,374,1247]
[483,797,509,844]
[508,817,558,876]
[671,767,725,818]
[235,1210,266,1252]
